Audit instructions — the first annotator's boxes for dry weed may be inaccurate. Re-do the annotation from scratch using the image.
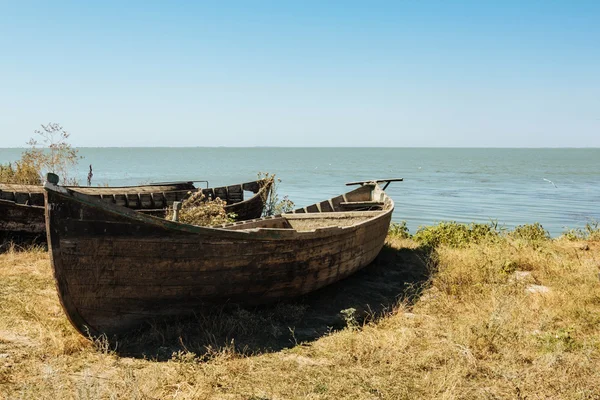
[166,190,236,226]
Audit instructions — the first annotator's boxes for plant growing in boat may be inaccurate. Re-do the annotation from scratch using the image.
[166,190,237,226]
[257,172,294,216]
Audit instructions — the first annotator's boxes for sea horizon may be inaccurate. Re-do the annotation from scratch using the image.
[1,147,599,237]
[2,146,600,150]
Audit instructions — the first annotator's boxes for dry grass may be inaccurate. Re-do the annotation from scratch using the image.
[1,235,599,399]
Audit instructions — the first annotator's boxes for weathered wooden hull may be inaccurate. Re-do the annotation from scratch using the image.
[1,180,271,238]
[0,200,46,244]
[223,180,271,220]
[45,182,394,337]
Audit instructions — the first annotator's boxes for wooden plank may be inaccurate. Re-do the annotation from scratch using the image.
[0,191,15,201]
[139,193,153,208]
[126,194,140,208]
[14,192,30,205]
[214,187,227,201]
[113,194,127,207]
[151,193,165,208]
[0,200,46,234]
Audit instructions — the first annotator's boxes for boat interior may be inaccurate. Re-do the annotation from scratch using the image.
[222,184,391,231]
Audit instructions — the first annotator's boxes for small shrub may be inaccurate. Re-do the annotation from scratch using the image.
[413,221,500,248]
[561,229,583,241]
[258,172,294,216]
[340,308,358,330]
[509,223,550,241]
[26,123,81,185]
[586,221,600,241]
[500,260,519,275]
[0,161,41,185]
[167,191,236,226]
[561,220,600,241]
[90,333,117,355]
[537,328,581,353]
[170,350,199,363]
[388,221,411,239]
[0,163,12,182]
[0,123,80,185]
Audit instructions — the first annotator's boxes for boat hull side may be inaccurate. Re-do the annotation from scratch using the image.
[225,180,271,220]
[0,200,45,240]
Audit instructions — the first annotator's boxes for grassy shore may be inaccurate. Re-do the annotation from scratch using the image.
[1,224,599,399]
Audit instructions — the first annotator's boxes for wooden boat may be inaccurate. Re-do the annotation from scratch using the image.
[0,199,45,237]
[0,179,271,240]
[44,176,400,337]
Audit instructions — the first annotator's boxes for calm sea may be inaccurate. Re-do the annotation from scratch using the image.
[1,147,598,236]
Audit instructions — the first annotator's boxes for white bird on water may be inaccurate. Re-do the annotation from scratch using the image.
[543,178,557,188]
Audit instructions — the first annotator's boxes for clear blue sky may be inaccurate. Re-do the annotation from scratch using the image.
[1,1,598,147]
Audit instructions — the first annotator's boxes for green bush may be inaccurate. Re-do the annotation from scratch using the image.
[413,221,501,248]
[509,223,550,242]
[388,221,411,239]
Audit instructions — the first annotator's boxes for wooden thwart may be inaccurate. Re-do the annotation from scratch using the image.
[345,178,403,190]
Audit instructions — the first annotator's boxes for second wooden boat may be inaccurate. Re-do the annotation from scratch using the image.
[44,176,400,337]
[0,179,272,240]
